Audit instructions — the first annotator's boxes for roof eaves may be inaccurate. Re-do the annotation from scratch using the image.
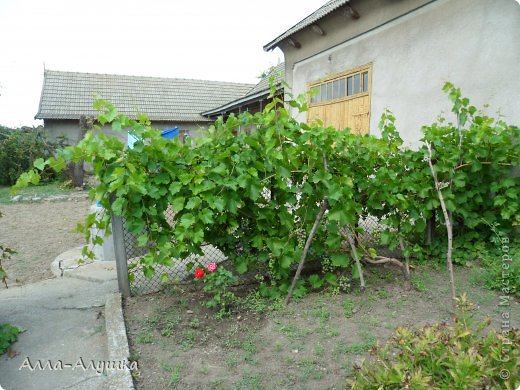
[201,88,275,117]
[263,0,349,51]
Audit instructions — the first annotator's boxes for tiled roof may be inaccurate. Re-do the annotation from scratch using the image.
[245,63,285,96]
[201,63,285,117]
[35,70,254,122]
[263,0,349,51]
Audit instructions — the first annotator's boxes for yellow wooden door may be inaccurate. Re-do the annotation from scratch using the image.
[307,65,371,135]
[308,94,370,135]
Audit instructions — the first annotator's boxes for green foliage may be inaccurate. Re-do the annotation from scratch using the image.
[479,236,519,298]
[200,266,238,313]
[421,232,519,297]
[343,297,354,318]
[12,83,519,296]
[0,126,66,185]
[347,295,520,389]
[0,211,15,288]
[0,243,14,288]
[421,83,520,232]
[0,323,24,355]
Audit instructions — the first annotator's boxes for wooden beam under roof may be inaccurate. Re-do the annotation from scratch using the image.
[287,37,301,49]
[311,24,326,36]
[344,4,360,19]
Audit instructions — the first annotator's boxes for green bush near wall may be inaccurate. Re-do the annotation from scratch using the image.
[0,125,65,186]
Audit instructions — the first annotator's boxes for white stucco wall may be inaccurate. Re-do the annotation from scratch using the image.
[288,0,520,147]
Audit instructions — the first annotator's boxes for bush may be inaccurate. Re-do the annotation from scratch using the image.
[347,295,519,389]
[13,83,520,297]
[0,323,23,355]
[0,125,65,185]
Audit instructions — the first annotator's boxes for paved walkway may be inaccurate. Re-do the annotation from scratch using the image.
[0,276,118,390]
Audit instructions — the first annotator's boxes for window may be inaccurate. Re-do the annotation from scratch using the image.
[339,78,346,97]
[353,74,360,94]
[309,66,370,106]
[333,80,339,99]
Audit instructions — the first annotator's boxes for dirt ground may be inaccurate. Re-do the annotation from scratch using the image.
[0,198,91,285]
[124,265,520,390]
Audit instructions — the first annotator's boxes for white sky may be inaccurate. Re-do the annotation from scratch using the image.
[0,0,325,127]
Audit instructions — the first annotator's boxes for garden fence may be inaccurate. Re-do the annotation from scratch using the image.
[110,208,226,297]
[110,207,386,297]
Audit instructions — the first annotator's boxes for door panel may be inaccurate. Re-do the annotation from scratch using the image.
[308,94,370,135]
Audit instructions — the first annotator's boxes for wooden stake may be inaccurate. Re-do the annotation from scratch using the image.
[426,142,456,310]
[345,229,366,292]
[285,199,328,305]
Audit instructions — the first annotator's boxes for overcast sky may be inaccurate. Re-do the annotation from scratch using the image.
[0,0,325,127]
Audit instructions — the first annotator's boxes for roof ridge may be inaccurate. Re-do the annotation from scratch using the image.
[43,69,255,87]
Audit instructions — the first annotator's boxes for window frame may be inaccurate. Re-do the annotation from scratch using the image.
[308,63,372,107]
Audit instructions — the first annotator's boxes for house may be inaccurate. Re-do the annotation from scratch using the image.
[35,70,254,144]
[264,0,520,146]
[201,63,285,121]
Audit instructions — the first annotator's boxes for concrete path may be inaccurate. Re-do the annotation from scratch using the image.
[0,275,118,389]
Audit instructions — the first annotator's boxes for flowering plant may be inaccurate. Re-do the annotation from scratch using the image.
[198,264,237,313]
[194,268,205,279]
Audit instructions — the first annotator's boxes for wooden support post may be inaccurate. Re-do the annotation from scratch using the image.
[345,230,366,291]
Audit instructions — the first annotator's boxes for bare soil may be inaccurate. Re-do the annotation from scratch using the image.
[124,265,520,390]
[0,198,91,285]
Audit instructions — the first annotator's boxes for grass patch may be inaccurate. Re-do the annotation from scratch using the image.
[343,298,354,318]
[161,362,184,388]
[0,181,73,203]
[136,331,154,344]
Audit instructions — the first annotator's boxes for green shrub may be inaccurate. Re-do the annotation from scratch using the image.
[0,126,66,185]
[0,323,24,355]
[13,83,520,296]
[347,295,519,389]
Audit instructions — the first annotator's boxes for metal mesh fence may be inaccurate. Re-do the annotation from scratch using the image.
[121,215,227,296]
[115,204,396,296]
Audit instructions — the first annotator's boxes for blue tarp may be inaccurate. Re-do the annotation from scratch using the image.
[127,127,179,149]
[161,127,179,139]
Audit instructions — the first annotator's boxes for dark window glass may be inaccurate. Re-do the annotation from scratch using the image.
[353,73,361,94]
[321,84,327,101]
[362,72,368,92]
[326,82,333,100]
[339,79,347,97]
[339,78,346,97]
[333,80,339,99]
[347,76,353,96]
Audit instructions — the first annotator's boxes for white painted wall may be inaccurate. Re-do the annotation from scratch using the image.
[288,0,520,147]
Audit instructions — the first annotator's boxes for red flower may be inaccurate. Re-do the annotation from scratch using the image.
[194,268,205,279]
[207,262,218,273]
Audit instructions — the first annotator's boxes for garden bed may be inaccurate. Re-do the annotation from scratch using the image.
[124,265,519,389]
